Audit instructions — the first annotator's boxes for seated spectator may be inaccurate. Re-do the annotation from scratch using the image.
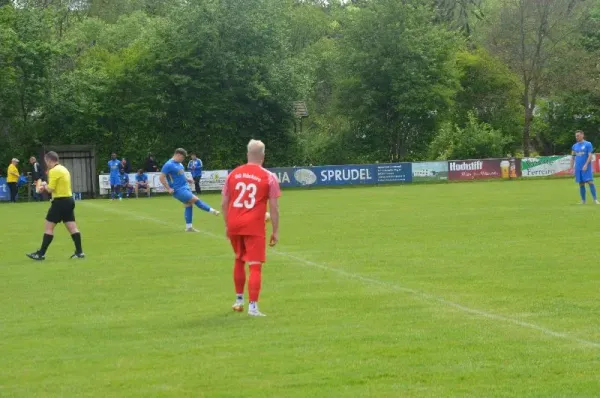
[135,169,151,198]
[120,170,133,198]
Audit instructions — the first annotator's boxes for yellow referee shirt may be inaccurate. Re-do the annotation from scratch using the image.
[48,164,72,198]
[7,164,19,183]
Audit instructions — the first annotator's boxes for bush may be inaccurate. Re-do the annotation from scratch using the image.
[430,111,509,160]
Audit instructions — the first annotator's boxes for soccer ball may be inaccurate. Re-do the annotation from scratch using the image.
[265,212,271,223]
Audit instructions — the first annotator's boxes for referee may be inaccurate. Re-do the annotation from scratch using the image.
[27,151,85,261]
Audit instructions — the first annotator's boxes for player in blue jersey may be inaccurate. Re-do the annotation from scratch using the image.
[119,170,131,198]
[159,148,220,232]
[108,153,122,200]
[188,153,203,194]
[570,130,599,205]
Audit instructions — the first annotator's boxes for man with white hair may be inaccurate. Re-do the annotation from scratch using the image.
[222,139,281,317]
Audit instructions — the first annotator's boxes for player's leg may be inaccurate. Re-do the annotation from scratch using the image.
[173,190,197,231]
[230,235,247,312]
[184,204,195,232]
[579,182,586,203]
[576,171,586,203]
[188,194,219,215]
[65,222,84,258]
[27,207,58,260]
[63,200,84,258]
[586,179,598,203]
[135,183,139,198]
[248,262,264,316]
[245,236,267,317]
[194,176,201,194]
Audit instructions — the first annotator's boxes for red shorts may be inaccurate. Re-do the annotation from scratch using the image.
[229,235,266,263]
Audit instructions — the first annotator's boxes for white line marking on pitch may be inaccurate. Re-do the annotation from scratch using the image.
[83,201,600,348]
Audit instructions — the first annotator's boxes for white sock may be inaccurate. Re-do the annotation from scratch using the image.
[249,301,257,311]
[186,223,192,229]
[236,294,243,302]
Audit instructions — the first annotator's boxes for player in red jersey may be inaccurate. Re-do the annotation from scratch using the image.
[221,139,281,317]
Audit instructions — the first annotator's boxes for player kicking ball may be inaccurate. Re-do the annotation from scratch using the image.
[222,139,281,317]
[159,148,220,232]
[569,130,599,205]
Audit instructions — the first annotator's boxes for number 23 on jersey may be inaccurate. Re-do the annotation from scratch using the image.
[233,182,257,209]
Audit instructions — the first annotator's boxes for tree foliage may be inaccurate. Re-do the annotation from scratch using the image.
[430,111,508,160]
[0,0,598,172]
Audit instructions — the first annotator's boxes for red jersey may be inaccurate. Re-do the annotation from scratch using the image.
[223,163,281,237]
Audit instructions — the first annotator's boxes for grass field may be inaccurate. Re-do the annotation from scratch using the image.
[2,179,600,397]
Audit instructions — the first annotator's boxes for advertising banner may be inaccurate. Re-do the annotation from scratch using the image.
[269,165,378,187]
[412,161,449,182]
[376,163,413,184]
[448,158,521,181]
[99,170,228,195]
[0,177,8,201]
[521,155,599,177]
[521,156,571,177]
[269,168,302,188]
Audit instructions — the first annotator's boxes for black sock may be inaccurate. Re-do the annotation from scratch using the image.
[39,234,54,255]
[71,232,82,254]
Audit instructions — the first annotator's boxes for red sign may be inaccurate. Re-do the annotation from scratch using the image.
[448,159,521,181]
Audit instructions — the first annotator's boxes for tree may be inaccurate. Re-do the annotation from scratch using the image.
[429,111,509,160]
[432,0,485,36]
[336,0,462,162]
[0,6,57,162]
[485,0,592,156]
[454,49,523,148]
[532,92,600,155]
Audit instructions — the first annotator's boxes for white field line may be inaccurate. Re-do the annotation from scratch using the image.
[83,201,600,348]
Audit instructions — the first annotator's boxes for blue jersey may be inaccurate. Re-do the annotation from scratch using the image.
[108,159,121,178]
[136,173,148,183]
[161,159,188,191]
[188,159,203,178]
[572,140,593,170]
[120,173,129,185]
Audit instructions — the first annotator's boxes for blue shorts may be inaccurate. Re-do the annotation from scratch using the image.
[575,168,594,184]
[173,188,194,204]
[110,176,121,186]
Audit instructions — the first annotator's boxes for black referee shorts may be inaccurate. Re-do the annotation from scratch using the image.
[46,197,76,224]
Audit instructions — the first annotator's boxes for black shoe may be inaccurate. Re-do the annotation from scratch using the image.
[26,252,45,261]
[70,252,85,259]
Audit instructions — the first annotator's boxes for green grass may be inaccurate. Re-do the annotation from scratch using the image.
[2,179,600,397]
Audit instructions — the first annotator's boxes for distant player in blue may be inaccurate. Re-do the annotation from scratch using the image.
[108,153,122,200]
[188,153,203,194]
[135,169,150,198]
[120,170,131,198]
[570,130,598,205]
[159,148,220,232]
